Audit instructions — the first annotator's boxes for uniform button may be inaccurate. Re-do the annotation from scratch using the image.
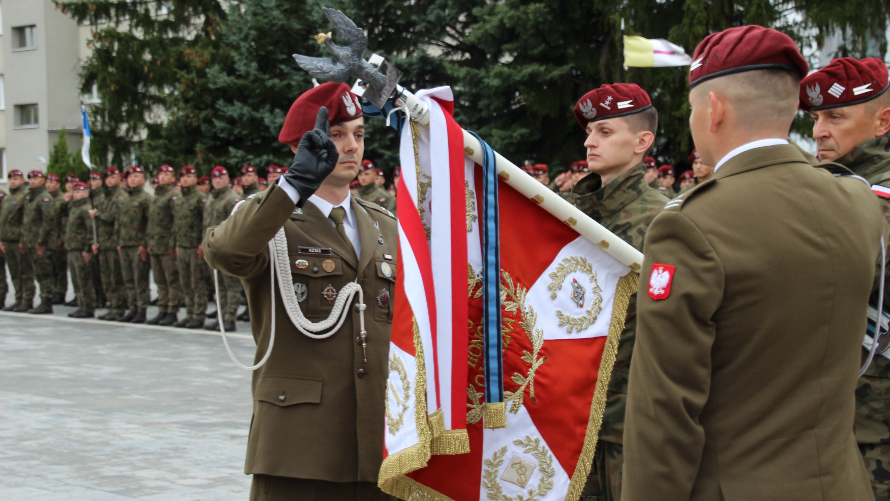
[278,394,286,402]
[356,336,363,345]
[357,368,366,379]
[256,196,262,204]
[312,266,319,274]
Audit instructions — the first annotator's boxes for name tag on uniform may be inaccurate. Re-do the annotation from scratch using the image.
[298,246,332,255]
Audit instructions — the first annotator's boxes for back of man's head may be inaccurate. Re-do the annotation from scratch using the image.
[693,69,801,133]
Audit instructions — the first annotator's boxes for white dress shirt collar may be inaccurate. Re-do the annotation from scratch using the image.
[713,138,789,172]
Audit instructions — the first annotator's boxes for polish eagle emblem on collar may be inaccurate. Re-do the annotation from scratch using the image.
[579,99,597,120]
[648,264,676,300]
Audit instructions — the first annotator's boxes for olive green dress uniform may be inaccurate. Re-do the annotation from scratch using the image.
[563,162,668,501]
[357,183,395,213]
[96,184,127,315]
[50,190,69,300]
[623,144,884,501]
[0,183,35,308]
[64,197,97,313]
[173,184,209,322]
[204,185,242,323]
[148,183,181,315]
[203,184,397,499]
[117,184,152,311]
[22,185,60,304]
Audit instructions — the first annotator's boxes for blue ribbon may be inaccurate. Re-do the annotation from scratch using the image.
[467,131,504,407]
[361,100,405,134]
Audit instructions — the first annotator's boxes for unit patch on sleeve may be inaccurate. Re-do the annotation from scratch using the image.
[648,263,676,300]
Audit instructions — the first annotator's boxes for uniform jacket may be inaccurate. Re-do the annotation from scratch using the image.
[172,184,208,248]
[22,185,59,248]
[203,184,397,483]
[96,185,125,249]
[203,186,240,229]
[148,183,176,254]
[357,183,395,214]
[63,198,94,253]
[568,162,668,444]
[116,185,151,248]
[0,184,27,242]
[623,144,883,501]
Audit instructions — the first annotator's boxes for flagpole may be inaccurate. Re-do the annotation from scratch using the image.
[81,102,98,247]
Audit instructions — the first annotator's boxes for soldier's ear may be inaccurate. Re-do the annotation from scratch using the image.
[635,131,656,155]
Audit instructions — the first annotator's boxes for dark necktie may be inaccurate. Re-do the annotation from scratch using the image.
[329,206,356,259]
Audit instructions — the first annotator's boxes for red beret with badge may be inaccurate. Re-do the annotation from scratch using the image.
[127,166,144,175]
[8,169,23,178]
[151,176,159,185]
[575,83,653,128]
[679,170,695,181]
[258,177,267,185]
[350,179,360,189]
[643,157,657,170]
[570,161,590,173]
[241,165,257,174]
[375,168,384,177]
[799,57,889,112]
[46,173,60,182]
[197,176,210,186]
[393,166,401,177]
[211,166,228,178]
[278,82,363,145]
[89,171,103,180]
[232,178,243,186]
[688,25,808,88]
[179,165,196,176]
[105,166,121,176]
[658,165,675,178]
[267,164,281,174]
[688,148,700,164]
[72,182,89,191]
[360,159,375,172]
[530,164,548,176]
[521,165,535,175]
[66,173,80,183]
[28,170,45,179]
[159,164,175,173]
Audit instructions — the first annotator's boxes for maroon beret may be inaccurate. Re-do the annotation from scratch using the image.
[679,170,695,181]
[173,180,181,186]
[521,165,535,174]
[105,166,121,176]
[29,170,46,179]
[159,164,175,173]
[211,166,228,178]
[531,164,548,175]
[688,148,700,164]
[72,182,89,191]
[241,165,257,174]
[151,176,159,184]
[46,173,59,182]
[689,25,808,88]
[375,168,384,177]
[8,169,23,178]
[179,165,197,176]
[360,159,374,172]
[350,179,360,189]
[232,178,243,186]
[258,177,267,185]
[89,171,103,180]
[278,82,363,144]
[393,166,401,177]
[66,173,80,183]
[570,161,590,173]
[799,57,889,112]
[575,83,652,128]
[197,176,210,185]
[643,157,657,170]
[127,166,144,175]
[658,165,674,177]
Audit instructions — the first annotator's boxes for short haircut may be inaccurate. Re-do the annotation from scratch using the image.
[623,107,659,135]
[693,69,800,130]
[865,88,890,116]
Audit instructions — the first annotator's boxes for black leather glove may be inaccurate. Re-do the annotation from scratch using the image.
[283,106,340,207]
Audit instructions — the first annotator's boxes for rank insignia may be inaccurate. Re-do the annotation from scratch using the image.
[323,285,337,302]
[381,262,393,278]
[377,289,390,307]
[648,263,675,300]
[295,259,309,269]
[293,208,303,215]
[293,283,308,303]
[322,259,336,273]
[570,278,585,308]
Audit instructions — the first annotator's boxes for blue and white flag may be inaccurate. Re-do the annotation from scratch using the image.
[81,105,93,169]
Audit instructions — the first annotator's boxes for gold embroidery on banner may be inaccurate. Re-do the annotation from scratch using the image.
[565,272,639,501]
[410,121,432,239]
[428,408,445,438]
[547,256,604,334]
[466,181,478,233]
[501,454,537,488]
[468,264,483,299]
[384,354,410,435]
[467,386,484,425]
[380,475,457,501]
[501,270,548,414]
[484,401,507,429]
[482,437,555,501]
[597,240,610,249]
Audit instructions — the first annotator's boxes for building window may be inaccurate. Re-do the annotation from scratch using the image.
[12,25,37,50]
[0,76,5,110]
[14,104,39,128]
[0,150,6,182]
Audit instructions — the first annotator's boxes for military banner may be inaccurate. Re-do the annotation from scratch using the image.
[380,87,640,501]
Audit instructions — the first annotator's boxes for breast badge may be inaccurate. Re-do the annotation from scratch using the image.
[322,259,336,273]
[377,289,390,307]
[381,262,393,278]
[323,285,337,302]
[293,283,308,303]
[295,259,309,269]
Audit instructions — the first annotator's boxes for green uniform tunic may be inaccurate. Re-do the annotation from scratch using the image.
[64,197,96,312]
[0,184,35,305]
[117,184,152,311]
[174,184,209,321]
[148,183,181,313]
[22,185,59,303]
[204,185,242,322]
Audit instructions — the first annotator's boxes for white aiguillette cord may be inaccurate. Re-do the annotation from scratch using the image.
[214,226,367,371]
[860,235,886,377]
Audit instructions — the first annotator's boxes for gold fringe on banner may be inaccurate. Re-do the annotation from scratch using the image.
[483,401,508,429]
[564,271,638,501]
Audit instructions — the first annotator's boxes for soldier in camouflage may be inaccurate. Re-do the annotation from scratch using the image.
[356,159,395,213]
[1,170,36,311]
[173,166,209,329]
[116,166,152,323]
[643,156,658,189]
[90,167,127,320]
[676,170,696,196]
[46,173,70,304]
[22,170,60,314]
[566,83,668,501]
[87,171,106,307]
[146,165,181,326]
[241,165,261,197]
[203,166,242,332]
[64,182,97,317]
[800,57,890,500]
[655,165,677,199]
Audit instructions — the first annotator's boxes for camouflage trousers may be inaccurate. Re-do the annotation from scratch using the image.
[99,249,126,314]
[68,251,96,313]
[3,242,35,304]
[579,441,623,501]
[177,248,207,321]
[150,253,181,314]
[212,268,242,322]
[120,246,151,311]
[1,251,6,302]
[860,443,890,501]
[29,247,57,302]
[53,245,68,298]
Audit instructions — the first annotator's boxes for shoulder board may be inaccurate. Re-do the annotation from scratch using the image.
[662,179,716,211]
[245,193,261,201]
[357,197,395,218]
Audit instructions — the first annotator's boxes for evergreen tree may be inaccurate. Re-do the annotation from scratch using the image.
[47,131,74,184]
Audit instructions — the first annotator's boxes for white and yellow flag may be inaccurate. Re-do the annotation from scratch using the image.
[624,36,692,67]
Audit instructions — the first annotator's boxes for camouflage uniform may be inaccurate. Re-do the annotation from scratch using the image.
[148,183,181,315]
[49,190,69,300]
[64,197,96,313]
[204,185,242,322]
[0,192,5,303]
[117,184,152,311]
[357,183,395,213]
[840,134,890,501]
[242,182,260,197]
[22,185,60,304]
[567,162,669,501]
[657,185,677,199]
[1,183,35,307]
[174,184,209,321]
[96,184,127,315]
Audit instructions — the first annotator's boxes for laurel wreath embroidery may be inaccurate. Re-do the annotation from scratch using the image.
[466,180,478,233]
[547,256,604,333]
[467,386,485,425]
[468,264,483,299]
[501,270,548,414]
[482,437,555,501]
[384,354,411,435]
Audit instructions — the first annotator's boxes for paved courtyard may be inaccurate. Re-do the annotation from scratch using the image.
[0,305,258,501]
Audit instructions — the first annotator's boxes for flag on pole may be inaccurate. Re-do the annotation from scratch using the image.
[81,105,93,168]
[623,35,692,67]
[380,87,640,501]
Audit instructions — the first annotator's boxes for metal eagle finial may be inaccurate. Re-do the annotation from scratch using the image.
[293,8,387,91]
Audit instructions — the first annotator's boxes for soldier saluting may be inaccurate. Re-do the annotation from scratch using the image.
[204,82,397,500]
